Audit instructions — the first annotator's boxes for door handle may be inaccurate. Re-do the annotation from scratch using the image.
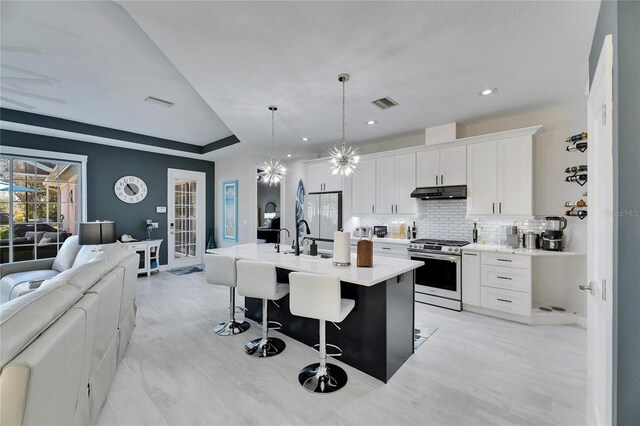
[579,283,595,295]
[492,203,495,214]
[436,174,438,185]
[499,202,502,214]
[441,174,444,185]
[372,204,375,214]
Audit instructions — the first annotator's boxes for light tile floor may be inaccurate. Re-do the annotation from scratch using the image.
[98,270,586,425]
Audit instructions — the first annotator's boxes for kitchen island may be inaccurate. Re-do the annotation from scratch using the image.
[206,243,423,382]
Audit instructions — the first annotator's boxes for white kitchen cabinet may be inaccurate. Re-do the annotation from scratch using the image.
[305,161,343,192]
[466,141,498,215]
[466,135,534,217]
[439,146,467,186]
[375,156,395,214]
[372,153,416,215]
[351,159,376,214]
[497,136,533,216]
[305,162,324,192]
[416,146,466,187]
[416,150,440,187]
[394,153,417,214]
[462,251,481,307]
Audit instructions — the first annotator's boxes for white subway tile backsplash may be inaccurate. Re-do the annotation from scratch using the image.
[356,200,545,244]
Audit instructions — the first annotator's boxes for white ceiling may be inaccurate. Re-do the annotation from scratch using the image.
[0,1,232,145]
[2,1,600,160]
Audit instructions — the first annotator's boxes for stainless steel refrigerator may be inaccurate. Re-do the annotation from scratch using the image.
[305,191,342,251]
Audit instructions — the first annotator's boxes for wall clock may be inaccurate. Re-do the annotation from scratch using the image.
[114,176,148,204]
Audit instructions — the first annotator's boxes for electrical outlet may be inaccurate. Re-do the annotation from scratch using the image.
[151,222,159,229]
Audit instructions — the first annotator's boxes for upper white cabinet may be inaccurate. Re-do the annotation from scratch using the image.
[394,153,417,214]
[305,161,343,192]
[497,136,533,216]
[466,142,498,215]
[416,146,466,187]
[374,153,416,215]
[351,159,376,214]
[353,153,416,215]
[467,135,533,217]
[375,157,395,214]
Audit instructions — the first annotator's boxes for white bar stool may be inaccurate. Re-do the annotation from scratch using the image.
[204,254,250,336]
[236,260,290,357]
[289,272,355,393]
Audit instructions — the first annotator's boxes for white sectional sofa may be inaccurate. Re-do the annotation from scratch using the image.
[0,242,139,425]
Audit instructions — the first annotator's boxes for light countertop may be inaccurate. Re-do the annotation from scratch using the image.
[206,243,423,286]
[350,237,412,245]
[463,243,584,256]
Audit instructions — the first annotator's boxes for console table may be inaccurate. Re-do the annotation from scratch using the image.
[121,239,163,276]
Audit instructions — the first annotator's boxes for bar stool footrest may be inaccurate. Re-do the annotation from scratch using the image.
[312,343,343,357]
[258,320,283,331]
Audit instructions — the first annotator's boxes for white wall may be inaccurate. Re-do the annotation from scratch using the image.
[215,154,264,248]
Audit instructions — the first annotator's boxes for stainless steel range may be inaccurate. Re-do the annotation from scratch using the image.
[408,239,470,311]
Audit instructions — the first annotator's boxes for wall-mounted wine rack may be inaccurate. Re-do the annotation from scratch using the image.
[564,132,588,219]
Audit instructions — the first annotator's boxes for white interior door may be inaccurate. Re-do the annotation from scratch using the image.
[167,169,206,269]
[585,34,614,426]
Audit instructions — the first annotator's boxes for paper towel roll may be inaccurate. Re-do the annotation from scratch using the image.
[333,231,351,266]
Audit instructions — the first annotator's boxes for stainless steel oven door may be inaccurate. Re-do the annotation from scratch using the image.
[410,251,461,301]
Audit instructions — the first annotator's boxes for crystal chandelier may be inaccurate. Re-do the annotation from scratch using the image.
[261,105,286,186]
[329,73,359,176]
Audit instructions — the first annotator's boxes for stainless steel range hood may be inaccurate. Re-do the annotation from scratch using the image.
[410,185,467,200]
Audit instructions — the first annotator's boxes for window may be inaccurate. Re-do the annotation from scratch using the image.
[0,153,84,264]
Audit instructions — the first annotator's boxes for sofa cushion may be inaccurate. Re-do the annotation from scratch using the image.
[51,235,81,272]
[0,270,59,304]
[0,280,83,368]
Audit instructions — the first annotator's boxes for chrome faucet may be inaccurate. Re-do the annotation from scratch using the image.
[275,228,290,253]
[295,220,311,256]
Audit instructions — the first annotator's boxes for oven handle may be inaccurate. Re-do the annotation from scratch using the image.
[409,252,460,263]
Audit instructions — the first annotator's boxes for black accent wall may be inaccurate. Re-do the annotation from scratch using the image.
[1,129,215,266]
[589,1,640,424]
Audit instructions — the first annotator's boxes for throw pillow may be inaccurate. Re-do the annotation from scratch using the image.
[38,237,52,246]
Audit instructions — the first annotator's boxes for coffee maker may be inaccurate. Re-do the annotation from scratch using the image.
[541,216,567,251]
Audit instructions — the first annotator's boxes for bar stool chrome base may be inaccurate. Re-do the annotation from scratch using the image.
[298,362,348,393]
[213,320,250,336]
[245,337,286,358]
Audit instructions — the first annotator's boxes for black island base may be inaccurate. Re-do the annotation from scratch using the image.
[244,268,415,383]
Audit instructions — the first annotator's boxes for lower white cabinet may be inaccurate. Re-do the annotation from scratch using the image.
[481,264,532,293]
[461,252,481,306]
[462,250,533,318]
[480,286,531,317]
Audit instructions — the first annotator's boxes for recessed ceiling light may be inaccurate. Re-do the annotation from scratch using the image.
[367,120,377,125]
[479,88,497,96]
[301,137,309,142]
[287,154,292,158]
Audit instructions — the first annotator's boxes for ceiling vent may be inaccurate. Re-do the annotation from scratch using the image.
[372,97,399,110]
[144,96,174,108]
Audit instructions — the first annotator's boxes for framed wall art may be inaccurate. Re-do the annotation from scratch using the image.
[222,180,238,241]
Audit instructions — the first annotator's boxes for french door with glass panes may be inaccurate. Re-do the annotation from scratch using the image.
[0,153,83,264]
[167,169,206,269]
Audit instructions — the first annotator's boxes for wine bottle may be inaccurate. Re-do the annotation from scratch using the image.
[472,222,478,243]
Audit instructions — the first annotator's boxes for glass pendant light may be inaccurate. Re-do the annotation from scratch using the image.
[261,105,286,186]
[329,73,359,176]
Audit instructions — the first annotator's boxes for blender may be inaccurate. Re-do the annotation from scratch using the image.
[541,216,567,251]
